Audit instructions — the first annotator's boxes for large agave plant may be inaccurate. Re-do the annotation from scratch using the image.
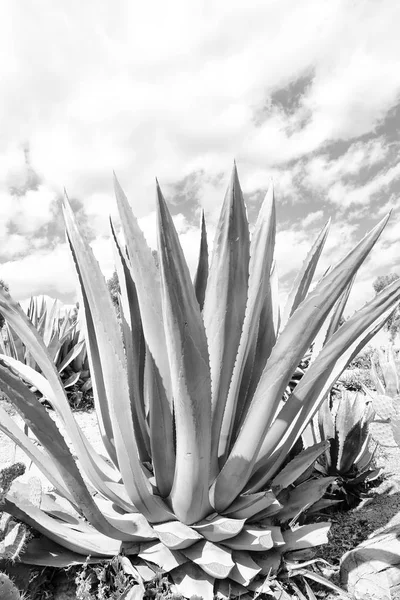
[0,167,400,599]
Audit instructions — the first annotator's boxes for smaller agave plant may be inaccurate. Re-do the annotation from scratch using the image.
[0,296,91,402]
[314,392,380,508]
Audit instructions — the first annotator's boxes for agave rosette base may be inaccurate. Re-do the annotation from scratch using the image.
[1,167,400,598]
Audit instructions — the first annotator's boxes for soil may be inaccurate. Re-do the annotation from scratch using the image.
[2,398,400,599]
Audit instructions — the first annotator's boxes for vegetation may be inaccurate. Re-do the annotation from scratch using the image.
[1,168,400,598]
[0,279,9,329]
[0,463,28,600]
[0,295,92,407]
[373,273,400,341]
[314,391,380,508]
[106,271,120,314]
[363,345,400,448]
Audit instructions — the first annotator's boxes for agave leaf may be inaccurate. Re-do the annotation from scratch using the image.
[235,262,280,432]
[270,441,330,493]
[0,361,145,539]
[282,523,330,552]
[80,378,92,393]
[276,478,335,523]
[3,496,142,556]
[153,521,203,550]
[170,563,215,600]
[306,498,342,514]
[222,526,274,551]
[249,264,400,491]
[138,542,188,572]
[0,290,120,489]
[113,174,172,403]
[0,406,74,503]
[310,278,354,363]
[335,393,370,473]
[324,276,354,344]
[111,221,150,462]
[64,195,172,522]
[63,371,81,388]
[193,210,209,311]
[156,183,212,524]
[191,515,245,542]
[202,165,250,470]
[223,491,277,520]
[230,551,261,586]
[57,340,85,374]
[0,353,119,486]
[211,214,389,510]
[281,219,330,328]
[183,540,234,579]
[75,291,119,467]
[18,537,107,566]
[249,498,283,522]
[216,578,253,600]
[219,184,275,459]
[144,348,175,497]
[251,549,282,576]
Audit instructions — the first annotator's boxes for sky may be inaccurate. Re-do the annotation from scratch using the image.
[1,0,400,320]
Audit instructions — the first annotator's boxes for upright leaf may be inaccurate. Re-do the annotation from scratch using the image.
[193,210,209,311]
[203,164,250,469]
[219,184,275,459]
[113,174,172,404]
[156,183,212,524]
[281,220,330,328]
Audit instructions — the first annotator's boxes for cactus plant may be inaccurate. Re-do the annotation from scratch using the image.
[0,464,26,600]
[0,572,21,600]
[0,464,29,562]
[362,345,400,448]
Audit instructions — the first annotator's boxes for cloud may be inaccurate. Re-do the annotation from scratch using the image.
[0,0,399,314]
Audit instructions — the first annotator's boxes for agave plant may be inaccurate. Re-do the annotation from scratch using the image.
[0,166,400,599]
[313,391,380,508]
[0,295,92,400]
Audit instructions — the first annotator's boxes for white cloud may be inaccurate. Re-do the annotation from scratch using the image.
[9,186,56,234]
[0,0,400,307]
[299,210,324,228]
[0,245,76,300]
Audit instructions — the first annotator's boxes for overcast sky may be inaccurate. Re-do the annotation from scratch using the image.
[1,0,400,317]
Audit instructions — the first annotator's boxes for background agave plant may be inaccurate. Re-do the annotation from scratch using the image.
[0,295,92,403]
[0,166,400,599]
[314,391,380,509]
